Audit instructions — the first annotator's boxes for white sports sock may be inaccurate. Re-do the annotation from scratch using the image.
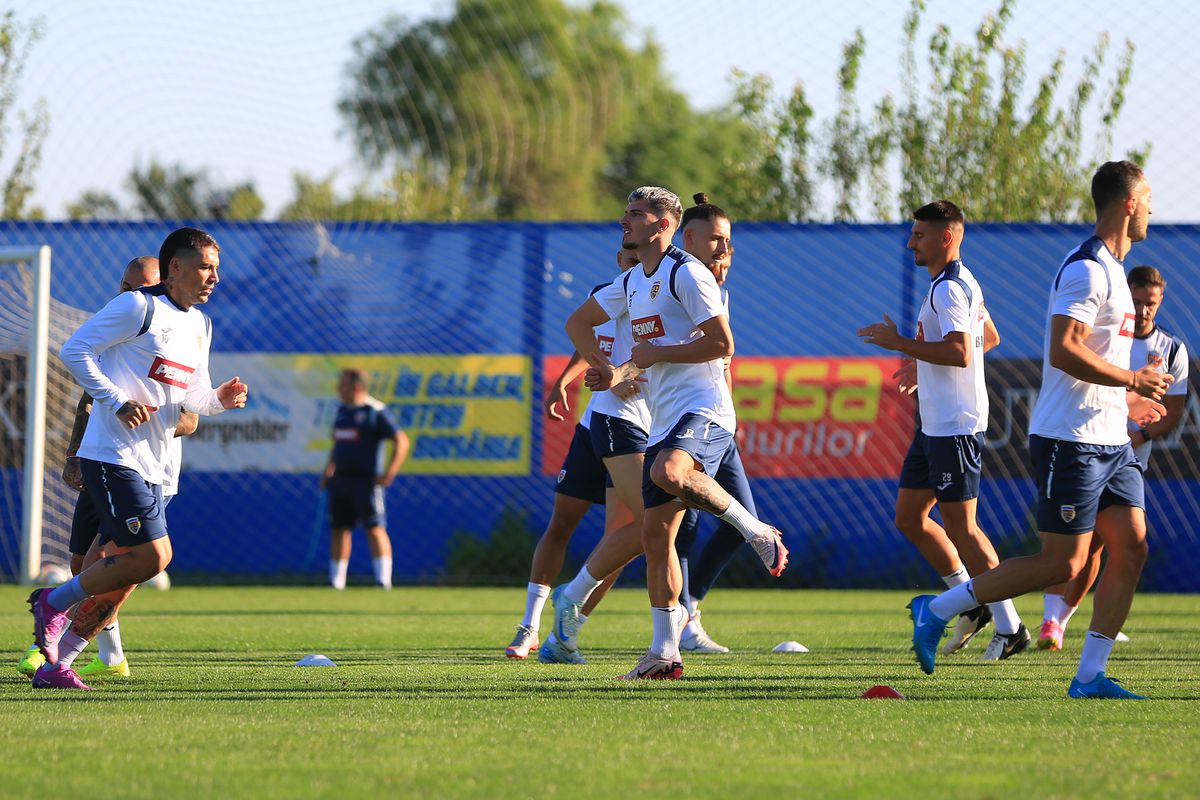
[562,565,601,605]
[330,559,349,590]
[97,621,124,666]
[1043,593,1068,624]
[988,599,1021,636]
[47,576,88,610]
[941,566,970,589]
[57,631,90,669]
[650,606,683,661]
[1060,602,1080,629]
[719,497,766,541]
[929,581,979,620]
[372,556,392,588]
[521,583,550,630]
[1076,631,1115,683]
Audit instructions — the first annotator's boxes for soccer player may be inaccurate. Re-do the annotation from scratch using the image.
[567,186,788,680]
[1038,264,1189,649]
[17,256,199,679]
[30,227,248,690]
[908,161,1171,699]
[321,368,410,590]
[859,201,1029,661]
[517,252,649,663]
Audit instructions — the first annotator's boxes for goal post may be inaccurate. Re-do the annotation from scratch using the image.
[0,245,52,585]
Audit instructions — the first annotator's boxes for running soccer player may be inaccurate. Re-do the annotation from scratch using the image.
[17,257,199,679]
[321,368,410,590]
[567,186,787,680]
[510,252,649,663]
[30,227,248,690]
[859,201,1029,661]
[908,161,1171,699]
[1038,264,1189,649]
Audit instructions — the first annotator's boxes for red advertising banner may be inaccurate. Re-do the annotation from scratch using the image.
[540,356,915,478]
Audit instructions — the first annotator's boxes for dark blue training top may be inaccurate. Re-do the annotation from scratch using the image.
[331,401,399,479]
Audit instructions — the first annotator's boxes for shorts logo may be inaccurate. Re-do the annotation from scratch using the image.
[596,334,615,356]
[1060,505,1076,524]
[676,428,696,440]
[650,280,662,300]
[631,315,666,341]
[937,473,952,491]
[126,517,142,535]
[557,469,566,484]
[148,356,196,389]
[1119,313,1135,338]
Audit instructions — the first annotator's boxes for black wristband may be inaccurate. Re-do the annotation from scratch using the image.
[1139,425,1153,442]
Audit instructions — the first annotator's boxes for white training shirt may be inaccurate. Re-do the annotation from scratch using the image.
[583,282,652,433]
[593,245,735,446]
[914,261,989,436]
[1127,325,1189,465]
[1029,237,1137,445]
[61,285,227,485]
[161,431,183,498]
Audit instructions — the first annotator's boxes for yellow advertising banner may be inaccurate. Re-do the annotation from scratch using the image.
[187,353,531,476]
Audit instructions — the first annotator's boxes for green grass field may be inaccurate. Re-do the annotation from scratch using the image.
[1,586,1198,798]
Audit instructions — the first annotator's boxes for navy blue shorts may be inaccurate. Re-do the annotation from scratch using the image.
[643,414,737,509]
[898,431,984,502]
[588,412,649,460]
[69,487,102,557]
[328,476,387,529]
[553,423,607,505]
[79,458,168,548]
[1030,434,1144,535]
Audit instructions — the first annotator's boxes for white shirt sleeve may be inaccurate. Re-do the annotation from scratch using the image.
[591,280,627,323]
[676,262,727,328]
[1167,338,1189,396]
[59,291,146,411]
[932,280,972,336]
[183,317,225,415]
[1051,260,1107,327]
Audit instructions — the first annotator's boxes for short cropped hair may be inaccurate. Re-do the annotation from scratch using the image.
[628,186,682,226]
[912,200,964,227]
[681,193,728,229]
[1091,160,1144,215]
[1128,265,1166,291]
[158,227,219,276]
[340,368,367,387]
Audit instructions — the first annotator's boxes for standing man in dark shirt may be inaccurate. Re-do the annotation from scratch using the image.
[320,369,409,589]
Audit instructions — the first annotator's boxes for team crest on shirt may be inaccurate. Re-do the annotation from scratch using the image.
[557,469,566,484]
[126,517,142,535]
[355,410,367,424]
[1147,350,1163,367]
[1059,505,1076,524]
[649,280,662,300]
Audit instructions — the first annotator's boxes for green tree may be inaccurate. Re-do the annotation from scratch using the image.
[338,0,737,221]
[69,160,265,220]
[0,12,49,219]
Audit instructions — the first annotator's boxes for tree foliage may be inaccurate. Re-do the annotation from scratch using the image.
[69,160,264,221]
[0,11,48,219]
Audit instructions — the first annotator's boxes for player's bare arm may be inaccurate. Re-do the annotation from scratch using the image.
[631,314,733,369]
[566,296,616,385]
[1049,315,1172,399]
[216,376,249,408]
[175,410,199,438]
[858,313,971,367]
[546,351,589,421]
[116,400,153,429]
[62,391,93,490]
[983,315,1000,352]
[378,430,410,487]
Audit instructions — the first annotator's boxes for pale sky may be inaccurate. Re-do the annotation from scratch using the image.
[11,0,1200,220]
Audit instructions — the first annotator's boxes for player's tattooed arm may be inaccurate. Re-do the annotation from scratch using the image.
[62,392,93,490]
[678,472,729,516]
[175,410,199,437]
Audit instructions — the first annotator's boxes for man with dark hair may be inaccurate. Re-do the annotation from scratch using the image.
[29,228,248,689]
[321,368,409,590]
[1038,264,1189,649]
[566,186,787,680]
[908,162,1172,699]
[859,200,1025,661]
